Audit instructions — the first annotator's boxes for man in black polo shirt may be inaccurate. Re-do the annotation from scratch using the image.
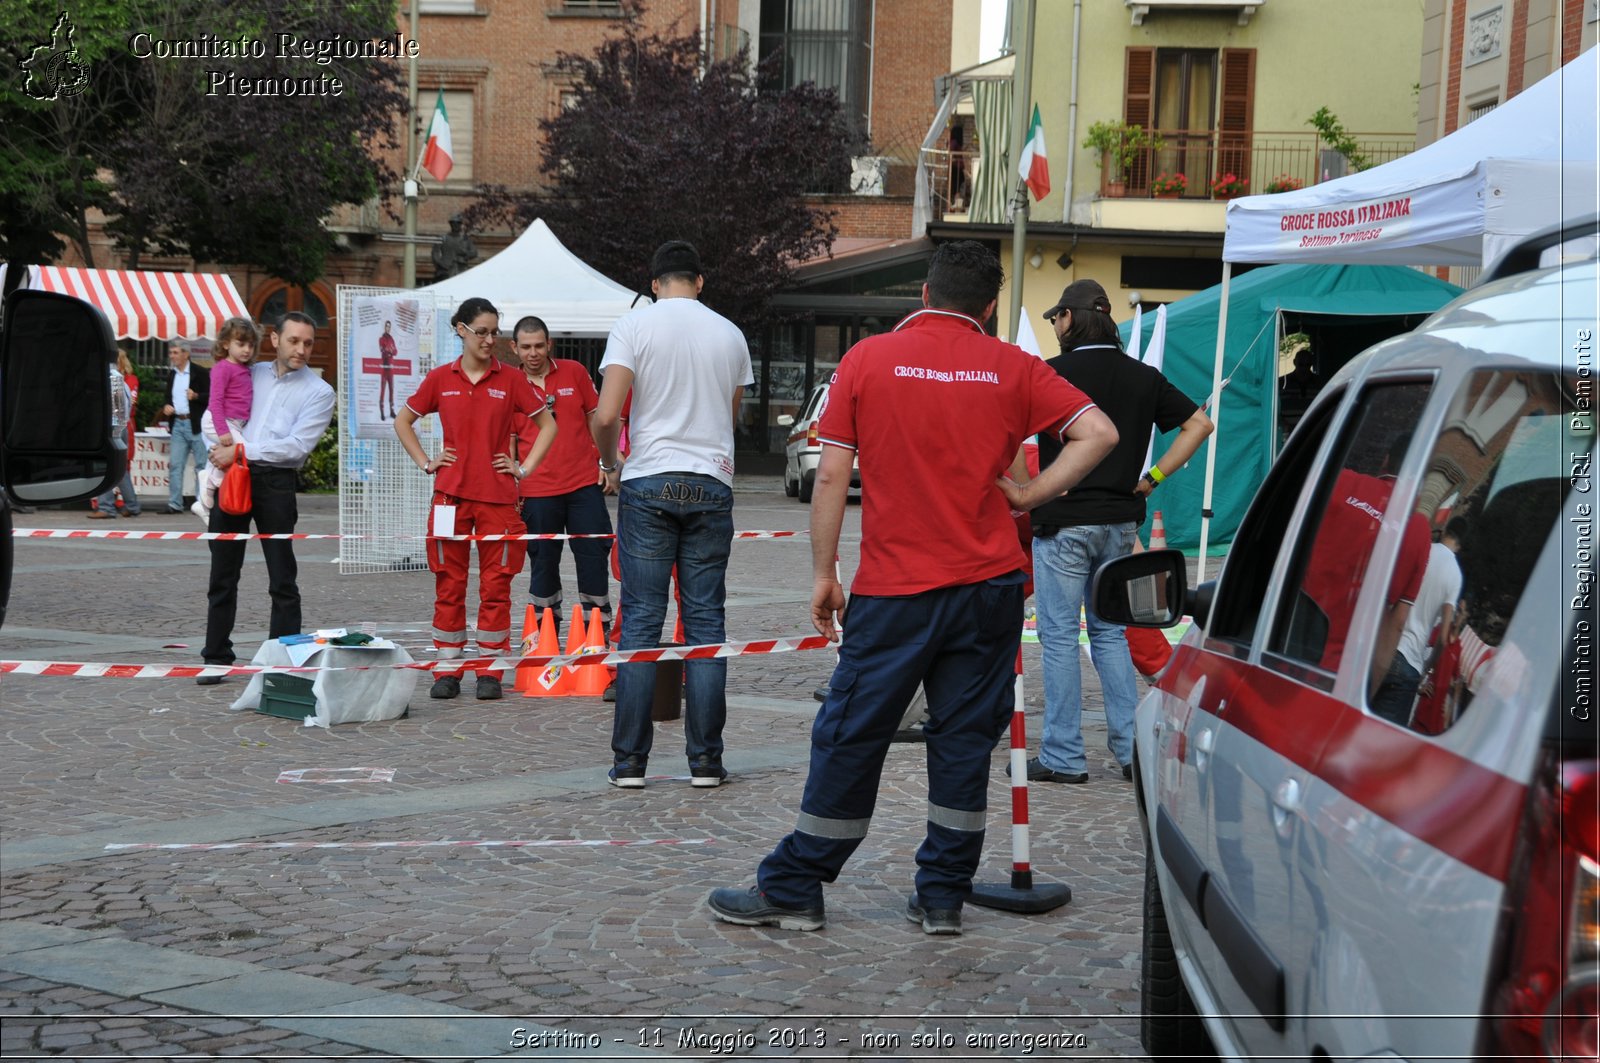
[1022,280,1213,783]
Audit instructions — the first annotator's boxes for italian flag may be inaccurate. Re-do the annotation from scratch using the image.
[1019,103,1049,201]
[420,89,454,182]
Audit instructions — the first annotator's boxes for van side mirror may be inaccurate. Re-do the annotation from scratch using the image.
[776,414,795,427]
[1,289,123,505]
[1090,548,1188,627]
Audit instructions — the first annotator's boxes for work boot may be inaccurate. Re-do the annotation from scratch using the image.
[906,895,962,936]
[707,887,825,931]
[430,675,461,700]
[475,675,503,700]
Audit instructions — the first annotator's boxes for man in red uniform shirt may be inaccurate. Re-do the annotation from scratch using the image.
[1300,466,1431,684]
[394,297,558,701]
[708,241,1117,935]
[511,316,613,638]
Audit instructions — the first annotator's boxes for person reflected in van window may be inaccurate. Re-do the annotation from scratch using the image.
[1299,429,1431,684]
[1372,517,1465,724]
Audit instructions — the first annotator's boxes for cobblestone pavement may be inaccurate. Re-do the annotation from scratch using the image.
[2,480,1164,1061]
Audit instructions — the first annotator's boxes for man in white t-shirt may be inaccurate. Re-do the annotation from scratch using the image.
[595,240,755,790]
[1372,517,1465,725]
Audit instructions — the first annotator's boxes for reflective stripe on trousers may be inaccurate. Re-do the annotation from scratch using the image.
[756,574,1023,910]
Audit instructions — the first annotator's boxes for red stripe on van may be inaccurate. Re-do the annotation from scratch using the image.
[1160,644,1524,882]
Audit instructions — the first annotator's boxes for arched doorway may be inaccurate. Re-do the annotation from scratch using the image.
[250,280,338,382]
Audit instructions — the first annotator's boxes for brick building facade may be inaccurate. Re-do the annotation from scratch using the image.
[61,0,958,387]
[1419,0,1598,145]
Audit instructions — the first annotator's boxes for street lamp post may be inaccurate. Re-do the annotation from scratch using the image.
[402,1,421,289]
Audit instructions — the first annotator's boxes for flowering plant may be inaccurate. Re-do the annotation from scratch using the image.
[1211,172,1249,197]
[1150,171,1187,196]
[1265,173,1305,194]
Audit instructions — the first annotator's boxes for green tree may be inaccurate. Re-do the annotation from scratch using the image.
[0,0,407,283]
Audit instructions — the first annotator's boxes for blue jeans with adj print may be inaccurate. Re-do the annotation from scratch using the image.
[611,474,734,769]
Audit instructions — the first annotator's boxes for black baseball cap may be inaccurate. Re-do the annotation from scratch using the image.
[650,240,703,280]
[1043,279,1112,320]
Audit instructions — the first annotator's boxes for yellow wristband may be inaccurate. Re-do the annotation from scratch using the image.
[1146,465,1166,484]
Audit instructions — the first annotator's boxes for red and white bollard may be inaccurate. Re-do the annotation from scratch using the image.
[969,648,1072,913]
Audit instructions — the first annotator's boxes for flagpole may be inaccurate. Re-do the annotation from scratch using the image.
[402,0,421,289]
[1005,0,1037,343]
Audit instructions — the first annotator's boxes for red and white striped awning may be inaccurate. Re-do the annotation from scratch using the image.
[27,266,250,341]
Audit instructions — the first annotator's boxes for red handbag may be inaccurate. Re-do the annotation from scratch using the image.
[219,445,252,516]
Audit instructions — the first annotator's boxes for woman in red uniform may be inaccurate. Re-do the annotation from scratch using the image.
[394,297,558,701]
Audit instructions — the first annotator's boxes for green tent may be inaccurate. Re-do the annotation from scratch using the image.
[1118,263,1462,551]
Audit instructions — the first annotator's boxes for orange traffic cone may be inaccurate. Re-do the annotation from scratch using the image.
[522,607,560,698]
[575,607,609,696]
[513,604,537,692]
[1149,510,1168,550]
[547,604,585,696]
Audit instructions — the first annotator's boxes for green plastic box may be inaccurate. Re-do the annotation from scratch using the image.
[258,673,317,721]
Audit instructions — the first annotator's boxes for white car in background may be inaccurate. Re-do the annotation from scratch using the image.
[1094,221,1598,1062]
[778,382,860,503]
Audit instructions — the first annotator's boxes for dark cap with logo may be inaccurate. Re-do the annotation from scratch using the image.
[650,240,703,280]
[1043,279,1112,320]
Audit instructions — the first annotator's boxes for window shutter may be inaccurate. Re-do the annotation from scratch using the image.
[1217,48,1255,189]
[1123,47,1156,191]
[1124,47,1156,128]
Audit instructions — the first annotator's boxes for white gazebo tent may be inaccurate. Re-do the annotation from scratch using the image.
[338,220,643,575]
[419,217,645,336]
[1195,46,1599,572]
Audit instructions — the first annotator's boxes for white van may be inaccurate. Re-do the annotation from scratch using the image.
[1095,223,1598,1061]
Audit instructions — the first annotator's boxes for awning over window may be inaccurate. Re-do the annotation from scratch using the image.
[26,266,249,341]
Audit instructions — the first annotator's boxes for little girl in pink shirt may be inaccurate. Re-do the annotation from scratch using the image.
[193,317,258,522]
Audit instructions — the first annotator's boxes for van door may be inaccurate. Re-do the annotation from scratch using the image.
[1149,390,1345,1043]
[1205,380,1434,1056]
[1291,368,1574,1060]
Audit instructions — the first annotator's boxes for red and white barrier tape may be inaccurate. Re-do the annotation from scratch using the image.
[103,838,713,852]
[13,528,804,543]
[0,635,834,680]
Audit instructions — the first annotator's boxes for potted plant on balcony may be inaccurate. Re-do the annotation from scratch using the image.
[1150,172,1187,199]
[1264,173,1305,194]
[1082,120,1161,197]
[1210,172,1249,199]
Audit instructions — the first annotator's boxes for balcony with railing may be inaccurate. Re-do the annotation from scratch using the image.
[1093,128,1415,201]
[917,127,1414,231]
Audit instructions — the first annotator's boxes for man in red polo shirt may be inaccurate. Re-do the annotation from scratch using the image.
[708,241,1117,935]
[510,315,613,639]
[394,297,558,701]
[1300,465,1431,682]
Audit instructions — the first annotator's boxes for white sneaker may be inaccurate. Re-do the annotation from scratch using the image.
[190,500,209,524]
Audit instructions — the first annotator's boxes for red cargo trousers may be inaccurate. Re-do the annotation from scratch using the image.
[428,493,528,679]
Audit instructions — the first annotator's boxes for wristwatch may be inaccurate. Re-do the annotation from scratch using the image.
[599,459,618,473]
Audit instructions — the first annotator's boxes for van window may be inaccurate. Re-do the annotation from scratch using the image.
[1207,391,1343,649]
[1266,383,1433,690]
[1370,370,1574,734]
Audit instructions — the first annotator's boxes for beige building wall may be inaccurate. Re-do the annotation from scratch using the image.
[1026,0,1424,225]
[996,237,1225,342]
[990,0,1424,333]
[950,0,985,71]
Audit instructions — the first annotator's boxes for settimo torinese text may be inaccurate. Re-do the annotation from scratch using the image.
[128,31,419,97]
